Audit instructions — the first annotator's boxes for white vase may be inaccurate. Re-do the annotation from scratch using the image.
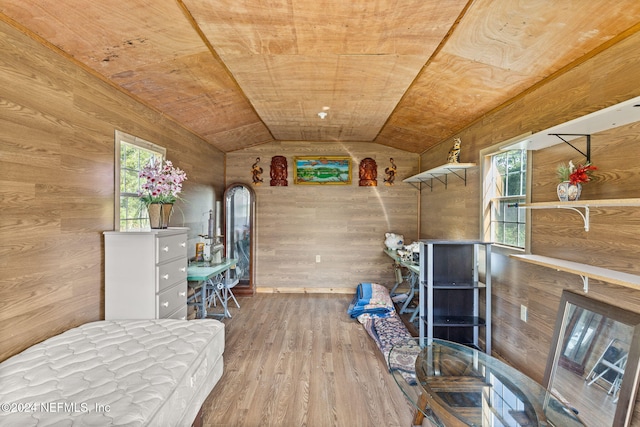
[557,182,582,202]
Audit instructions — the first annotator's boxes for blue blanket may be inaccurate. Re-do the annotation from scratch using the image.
[347,282,395,319]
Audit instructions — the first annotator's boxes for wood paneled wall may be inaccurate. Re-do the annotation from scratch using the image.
[4,10,640,423]
[0,20,225,362]
[225,141,419,292]
[418,28,640,425]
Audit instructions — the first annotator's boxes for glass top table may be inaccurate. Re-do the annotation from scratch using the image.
[389,338,585,427]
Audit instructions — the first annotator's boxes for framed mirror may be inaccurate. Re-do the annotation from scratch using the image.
[223,183,255,295]
[544,290,640,426]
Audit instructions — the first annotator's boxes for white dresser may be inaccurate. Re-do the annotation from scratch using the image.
[104,228,189,320]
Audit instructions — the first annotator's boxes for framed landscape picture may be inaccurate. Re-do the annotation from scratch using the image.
[293,156,352,185]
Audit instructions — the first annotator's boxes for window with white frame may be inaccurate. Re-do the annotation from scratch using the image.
[481,140,530,250]
[115,130,165,231]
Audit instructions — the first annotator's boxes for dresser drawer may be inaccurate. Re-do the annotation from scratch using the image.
[166,305,188,320]
[157,258,188,291]
[156,233,187,264]
[158,281,188,318]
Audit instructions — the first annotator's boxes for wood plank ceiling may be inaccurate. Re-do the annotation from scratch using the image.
[2,1,640,153]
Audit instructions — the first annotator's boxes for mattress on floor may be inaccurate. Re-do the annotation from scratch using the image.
[0,319,225,426]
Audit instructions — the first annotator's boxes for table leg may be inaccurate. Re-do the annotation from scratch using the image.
[215,274,231,318]
[412,391,428,427]
[202,277,224,319]
[199,282,207,319]
[203,275,229,318]
[390,263,403,296]
[216,281,229,318]
[400,271,418,314]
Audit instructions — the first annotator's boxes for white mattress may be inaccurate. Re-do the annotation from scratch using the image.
[0,319,225,426]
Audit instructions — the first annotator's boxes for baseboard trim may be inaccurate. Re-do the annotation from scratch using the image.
[256,287,355,294]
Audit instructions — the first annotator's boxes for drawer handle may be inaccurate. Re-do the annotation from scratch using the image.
[162,301,169,308]
[162,246,169,252]
[180,242,186,248]
[179,291,186,297]
[162,274,170,280]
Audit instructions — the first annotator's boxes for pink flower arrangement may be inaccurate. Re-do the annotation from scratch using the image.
[138,159,187,205]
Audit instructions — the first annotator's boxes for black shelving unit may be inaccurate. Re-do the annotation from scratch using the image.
[418,240,492,353]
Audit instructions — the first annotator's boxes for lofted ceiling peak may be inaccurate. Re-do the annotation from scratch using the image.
[2,0,640,153]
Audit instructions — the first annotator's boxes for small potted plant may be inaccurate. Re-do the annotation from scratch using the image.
[139,159,187,228]
[556,160,597,201]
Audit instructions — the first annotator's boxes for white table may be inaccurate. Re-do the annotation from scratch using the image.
[384,249,420,322]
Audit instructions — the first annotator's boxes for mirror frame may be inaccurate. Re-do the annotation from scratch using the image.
[544,290,640,426]
[223,182,256,295]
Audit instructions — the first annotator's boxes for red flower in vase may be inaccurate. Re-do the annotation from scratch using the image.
[569,164,597,185]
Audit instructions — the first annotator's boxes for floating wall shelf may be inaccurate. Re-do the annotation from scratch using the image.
[515,198,640,231]
[403,163,476,191]
[500,95,640,153]
[511,254,640,293]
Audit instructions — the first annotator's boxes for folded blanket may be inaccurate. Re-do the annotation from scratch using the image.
[348,283,418,384]
[347,282,395,319]
[358,313,419,385]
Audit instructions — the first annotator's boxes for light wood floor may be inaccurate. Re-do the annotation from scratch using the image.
[552,365,617,427]
[204,293,621,427]
[201,293,420,427]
